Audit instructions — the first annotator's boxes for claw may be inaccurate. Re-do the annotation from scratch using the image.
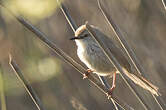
[106,86,115,99]
[106,72,116,99]
[83,69,93,79]
[106,93,112,99]
[83,74,88,79]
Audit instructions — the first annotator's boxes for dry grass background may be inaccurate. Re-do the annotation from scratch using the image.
[0,0,166,109]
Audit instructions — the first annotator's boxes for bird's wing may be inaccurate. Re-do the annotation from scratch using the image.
[92,26,131,72]
[92,27,159,95]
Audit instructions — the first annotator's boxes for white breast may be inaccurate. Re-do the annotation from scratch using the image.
[75,40,115,76]
[76,42,93,70]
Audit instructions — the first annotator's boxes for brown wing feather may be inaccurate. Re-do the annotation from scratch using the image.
[92,26,132,72]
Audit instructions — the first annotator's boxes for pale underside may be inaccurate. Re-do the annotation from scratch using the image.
[76,40,117,77]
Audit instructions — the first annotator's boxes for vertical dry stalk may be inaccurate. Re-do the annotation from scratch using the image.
[9,55,46,110]
[97,0,166,109]
[58,0,78,32]
[97,0,144,76]
[162,0,166,11]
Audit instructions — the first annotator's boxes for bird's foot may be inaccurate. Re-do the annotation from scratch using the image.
[106,86,115,99]
[83,69,93,79]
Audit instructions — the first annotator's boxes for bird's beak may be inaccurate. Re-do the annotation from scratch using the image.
[70,37,77,40]
[70,34,87,40]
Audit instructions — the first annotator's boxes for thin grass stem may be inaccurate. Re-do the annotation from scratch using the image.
[57,0,78,32]
[162,0,166,11]
[9,55,46,110]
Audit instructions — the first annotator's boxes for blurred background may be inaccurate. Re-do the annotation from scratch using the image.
[0,0,166,110]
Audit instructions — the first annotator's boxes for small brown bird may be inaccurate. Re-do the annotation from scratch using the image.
[70,24,159,96]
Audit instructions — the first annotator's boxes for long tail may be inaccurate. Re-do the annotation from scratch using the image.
[122,68,159,96]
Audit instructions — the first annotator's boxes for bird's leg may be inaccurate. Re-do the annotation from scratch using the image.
[107,72,116,98]
[83,69,93,79]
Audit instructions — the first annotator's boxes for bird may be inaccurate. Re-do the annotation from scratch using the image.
[70,24,159,96]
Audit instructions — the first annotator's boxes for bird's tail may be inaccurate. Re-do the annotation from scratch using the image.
[122,68,159,96]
